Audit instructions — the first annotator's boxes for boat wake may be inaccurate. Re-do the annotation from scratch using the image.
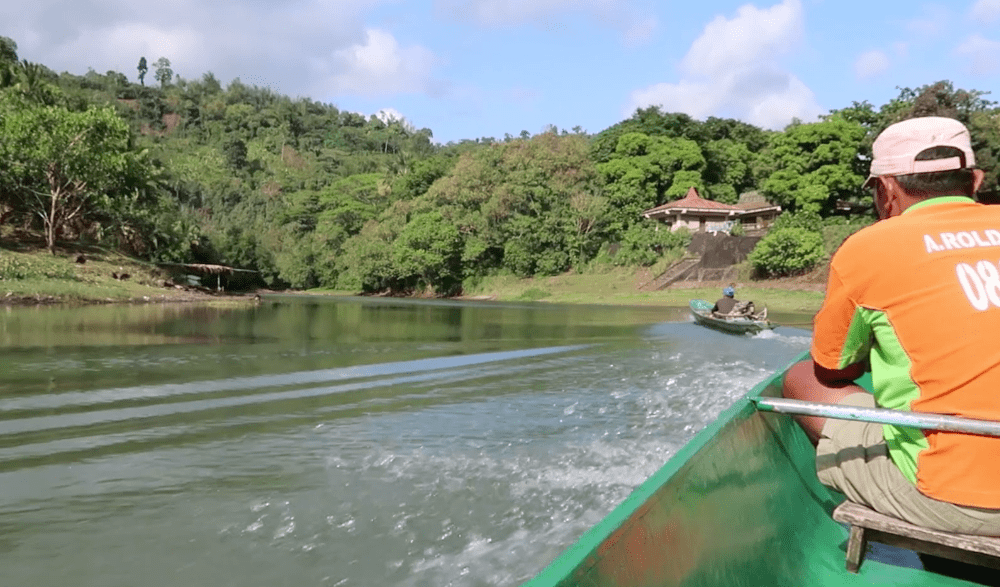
[0,345,592,475]
[752,329,812,347]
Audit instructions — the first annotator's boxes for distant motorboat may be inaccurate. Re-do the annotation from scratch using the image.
[689,298,775,334]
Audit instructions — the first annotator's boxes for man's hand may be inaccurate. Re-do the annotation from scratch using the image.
[814,360,869,387]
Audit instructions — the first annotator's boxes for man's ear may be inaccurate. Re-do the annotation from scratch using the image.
[873,177,892,220]
[973,169,986,195]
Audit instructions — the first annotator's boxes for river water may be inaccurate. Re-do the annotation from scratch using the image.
[0,295,813,587]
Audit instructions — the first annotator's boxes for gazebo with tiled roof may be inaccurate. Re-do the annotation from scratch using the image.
[642,187,781,233]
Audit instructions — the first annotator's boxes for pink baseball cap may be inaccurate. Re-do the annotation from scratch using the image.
[863,116,975,189]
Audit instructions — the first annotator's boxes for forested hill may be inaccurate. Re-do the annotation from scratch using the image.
[2,35,999,295]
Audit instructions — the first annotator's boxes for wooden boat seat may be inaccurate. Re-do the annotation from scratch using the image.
[832,501,1000,573]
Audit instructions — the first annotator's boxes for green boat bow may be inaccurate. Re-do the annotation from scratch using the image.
[522,351,988,586]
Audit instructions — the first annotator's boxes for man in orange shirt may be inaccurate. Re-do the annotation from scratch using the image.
[783,116,1000,534]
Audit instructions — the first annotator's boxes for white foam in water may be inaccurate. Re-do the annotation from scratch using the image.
[317,418,686,586]
[310,327,810,587]
[755,331,813,349]
[301,330,805,586]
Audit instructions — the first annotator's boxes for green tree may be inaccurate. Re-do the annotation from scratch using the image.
[0,99,138,252]
[5,60,61,105]
[590,107,702,163]
[272,227,331,289]
[336,217,401,292]
[696,116,770,151]
[565,189,610,268]
[354,133,604,288]
[268,174,388,288]
[0,37,16,64]
[759,118,866,214]
[153,57,172,88]
[315,174,387,232]
[391,155,454,201]
[392,211,463,293]
[702,138,757,204]
[597,132,706,233]
[0,36,17,88]
[664,169,705,199]
[889,81,995,127]
[224,137,248,170]
[137,56,148,86]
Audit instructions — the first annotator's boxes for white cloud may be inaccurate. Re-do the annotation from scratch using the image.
[680,0,804,77]
[854,50,890,80]
[323,29,438,96]
[629,80,723,121]
[628,67,821,130]
[375,107,404,124]
[48,23,205,79]
[439,0,603,25]
[905,4,952,37]
[435,0,658,45]
[0,0,442,100]
[971,0,1000,23]
[627,0,822,130]
[375,108,417,132]
[954,33,1000,75]
[748,76,820,128]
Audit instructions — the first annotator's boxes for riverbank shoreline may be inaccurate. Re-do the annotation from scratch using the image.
[0,290,256,307]
[1,245,826,316]
[298,271,827,316]
[449,268,827,315]
[2,281,824,317]
[0,243,259,308]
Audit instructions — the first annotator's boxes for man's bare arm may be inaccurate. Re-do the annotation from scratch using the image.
[781,359,869,443]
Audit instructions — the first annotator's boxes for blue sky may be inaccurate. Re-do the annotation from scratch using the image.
[3,0,1000,143]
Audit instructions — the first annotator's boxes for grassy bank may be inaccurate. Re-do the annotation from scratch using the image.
[0,245,253,305]
[461,268,826,315]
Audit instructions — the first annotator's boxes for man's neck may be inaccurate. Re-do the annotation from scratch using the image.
[902,195,975,214]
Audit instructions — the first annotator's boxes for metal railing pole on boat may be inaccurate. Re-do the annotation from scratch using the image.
[752,397,1000,438]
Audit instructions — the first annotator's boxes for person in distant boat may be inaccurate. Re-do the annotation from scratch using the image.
[782,116,1000,535]
[712,286,754,317]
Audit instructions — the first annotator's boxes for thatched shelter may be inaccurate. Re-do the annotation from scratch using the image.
[157,263,260,292]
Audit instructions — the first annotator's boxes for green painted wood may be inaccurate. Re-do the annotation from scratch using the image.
[521,350,984,586]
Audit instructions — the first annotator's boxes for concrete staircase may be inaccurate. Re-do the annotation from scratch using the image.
[639,232,765,291]
[640,256,701,291]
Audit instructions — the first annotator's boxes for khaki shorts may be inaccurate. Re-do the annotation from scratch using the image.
[816,393,1000,535]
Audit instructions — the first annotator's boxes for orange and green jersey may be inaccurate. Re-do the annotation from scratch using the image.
[812,196,1000,508]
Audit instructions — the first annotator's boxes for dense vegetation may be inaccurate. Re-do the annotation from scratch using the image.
[2,35,999,292]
